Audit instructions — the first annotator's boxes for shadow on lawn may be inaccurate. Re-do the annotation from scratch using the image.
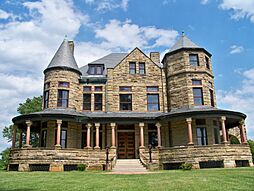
[0,189,35,191]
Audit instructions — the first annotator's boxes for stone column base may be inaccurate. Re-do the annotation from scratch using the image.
[22,144,32,148]
[54,144,61,149]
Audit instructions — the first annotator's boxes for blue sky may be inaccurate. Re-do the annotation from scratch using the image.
[0,0,254,152]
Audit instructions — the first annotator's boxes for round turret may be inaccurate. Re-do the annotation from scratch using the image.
[162,34,216,110]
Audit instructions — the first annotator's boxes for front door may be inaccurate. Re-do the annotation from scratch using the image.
[118,132,135,159]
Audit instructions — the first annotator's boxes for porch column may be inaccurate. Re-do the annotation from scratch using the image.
[19,129,23,148]
[24,120,32,147]
[110,123,116,148]
[95,123,100,149]
[12,125,17,149]
[220,116,228,144]
[55,120,62,148]
[155,122,161,148]
[239,120,247,144]
[86,123,92,148]
[139,122,145,148]
[186,118,194,145]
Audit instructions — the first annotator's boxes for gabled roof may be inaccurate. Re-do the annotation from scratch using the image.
[79,53,128,77]
[44,39,81,75]
[169,34,200,52]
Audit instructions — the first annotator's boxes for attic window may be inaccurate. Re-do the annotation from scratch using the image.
[88,65,104,75]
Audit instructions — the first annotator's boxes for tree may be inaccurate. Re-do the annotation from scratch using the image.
[248,139,254,163]
[1,96,42,170]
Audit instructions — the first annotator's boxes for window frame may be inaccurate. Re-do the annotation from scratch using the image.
[192,79,202,86]
[205,56,210,69]
[88,64,104,75]
[83,94,91,111]
[129,62,136,74]
[43,90,49,109]
[58,81,70,88]
[83,86,92,92]
[193,87,204,105]
[94,86,103,92]
[119,94,132,111]
[196,127,208,146]
[139,62,146,75]
[189,54,199,66]
[147,86,159,92]
[57,90,69,108]
[44,82,50,90]
[55,129,67,148]
[147,94,160,111]
[119,86,132,92]
[210,89,215,107]
[94,94,103,111]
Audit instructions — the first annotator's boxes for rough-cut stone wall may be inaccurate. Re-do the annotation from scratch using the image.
[159,145,253,169]
[44,70,81,110]
[9,148,116,171]
[164,50,215,109]
[107,48,167,112]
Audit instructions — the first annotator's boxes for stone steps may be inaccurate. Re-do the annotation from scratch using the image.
[112,159,148,172]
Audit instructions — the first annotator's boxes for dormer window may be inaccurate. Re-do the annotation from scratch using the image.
[88,64,104,75]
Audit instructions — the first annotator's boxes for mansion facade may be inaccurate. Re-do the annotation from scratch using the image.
[9,34,253,171]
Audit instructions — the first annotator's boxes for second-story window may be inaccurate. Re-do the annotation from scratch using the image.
[119,86,132,92]
[139,62,145,74]
[192,79,202,85]
[120,94,132,110]
[57,90,69,107]
[193,87,204,105]
[129,62,136,74]
[88,65,104,75]
[44,90,49,109]
[58,82,69,88]
[147,86,159,92]
[94,94,102,111]
[189,54,199,66]
[95,86,103,92]
[83,94,91,111]
[147,94,160,111]
[210,89,215,107]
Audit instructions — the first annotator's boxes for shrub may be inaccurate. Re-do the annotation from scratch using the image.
[248,140,254,163]
[77,164,86,171]
[180,163,193,170]
[0,148,10,170]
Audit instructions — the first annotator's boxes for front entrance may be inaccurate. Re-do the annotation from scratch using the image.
[118,126,135,159]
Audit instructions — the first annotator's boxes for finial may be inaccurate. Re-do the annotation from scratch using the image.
[64,34,68,40]
[182,31,185,37]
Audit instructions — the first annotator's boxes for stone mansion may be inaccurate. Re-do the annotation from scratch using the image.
[9,34,253,171]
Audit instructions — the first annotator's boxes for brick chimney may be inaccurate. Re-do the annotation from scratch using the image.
[150,52,160,63]
[68,41,74,54]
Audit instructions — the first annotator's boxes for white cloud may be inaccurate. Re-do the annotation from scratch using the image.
[0,9,12,19]
[200,0,209,5]
[220,0,254,23]
[162,0,176,5]
[217,68,254,140]
[84,0,129,12]
[230,45,244,54]
[95,19,178,50]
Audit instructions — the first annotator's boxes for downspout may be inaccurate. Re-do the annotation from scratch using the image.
[160,67,165,112]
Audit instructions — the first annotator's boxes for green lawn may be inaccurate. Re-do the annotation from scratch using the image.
[0,168,254,191]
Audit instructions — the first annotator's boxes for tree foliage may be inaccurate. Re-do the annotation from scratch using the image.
[0,148,10,170]
[17,96,43,115]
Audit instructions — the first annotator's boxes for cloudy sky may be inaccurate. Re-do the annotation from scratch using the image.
[0,0,254,152]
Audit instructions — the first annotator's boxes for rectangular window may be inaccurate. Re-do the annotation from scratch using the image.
[119,86,132,92]
[94,94,102,111]
[41,130,47,147]
[210,89,215,107]
[44,82,50,90]
[205,56,210,69]
[147,86,159,92]
[197,127,207,146]
[147,94,160,111]
[83,94,91,111]
[83,86,92,92]
[148,124,158,148]
[55,129,67,148]
[43,90,49,109]
[189,54,199,66]
[94,86,103,92]
[58,82,69,88]
[120,94,132,110]
[139,62,145,74]
[57,90,69,107]
[129,62,136,74]
[81,131,87,148]
[214,127,220,144]
[88,65,104,75]
[192,79,202,85]
[193,88,204,105]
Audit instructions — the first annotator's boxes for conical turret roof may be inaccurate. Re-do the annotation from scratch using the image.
[44,39,81,75]
[169,34,200,52]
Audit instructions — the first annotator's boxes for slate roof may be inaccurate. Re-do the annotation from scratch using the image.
[169,34,200,53]
[79,53,128,77]
[44,39,81,75]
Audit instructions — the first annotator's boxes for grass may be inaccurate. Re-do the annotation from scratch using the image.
[0,168,254,191]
